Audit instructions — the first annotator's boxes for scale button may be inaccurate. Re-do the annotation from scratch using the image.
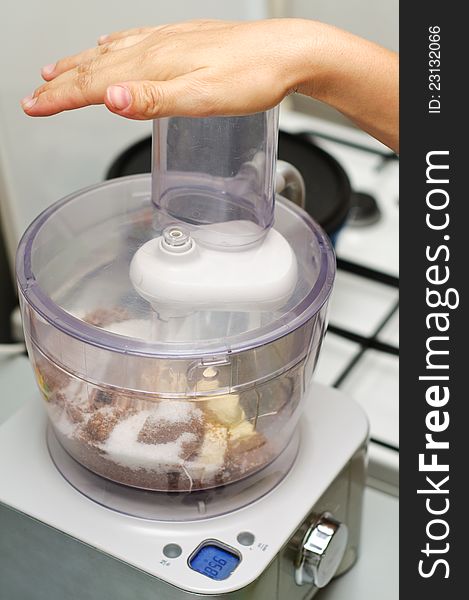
[163,544,182,558]
[237,532,255,546]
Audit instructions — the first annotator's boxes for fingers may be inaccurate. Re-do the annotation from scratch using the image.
[42,34,148,81]
[23,58,136,116]
[22,81,103,116]
[40,20,223,83]
[21,19,241,119]
[104,78,210,120]
[98,19,225,45]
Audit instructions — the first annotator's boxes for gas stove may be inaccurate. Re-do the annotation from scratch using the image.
[280,109,399,497]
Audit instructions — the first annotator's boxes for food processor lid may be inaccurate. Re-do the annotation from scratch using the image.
[16,174,335,359]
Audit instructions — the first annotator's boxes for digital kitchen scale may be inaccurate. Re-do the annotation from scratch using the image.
[0,385,367,599]
[1,108,369,598]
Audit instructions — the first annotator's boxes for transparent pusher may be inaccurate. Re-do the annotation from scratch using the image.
[16,108,336,519]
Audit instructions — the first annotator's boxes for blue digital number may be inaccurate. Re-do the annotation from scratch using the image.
[189,544,240,581]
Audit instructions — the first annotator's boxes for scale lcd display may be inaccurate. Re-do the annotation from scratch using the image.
[189,544,240,581]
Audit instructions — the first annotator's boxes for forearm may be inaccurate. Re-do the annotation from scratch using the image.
[287,20,399,152]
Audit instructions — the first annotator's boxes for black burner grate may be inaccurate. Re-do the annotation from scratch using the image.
[328,258,399,452]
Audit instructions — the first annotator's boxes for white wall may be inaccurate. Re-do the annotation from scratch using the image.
[274,0,398,50]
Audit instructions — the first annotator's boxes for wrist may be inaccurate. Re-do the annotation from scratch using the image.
[274,19,339,100]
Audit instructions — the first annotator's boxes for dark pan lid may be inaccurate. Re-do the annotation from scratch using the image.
[277,131,351,234]
[106,130,351,235]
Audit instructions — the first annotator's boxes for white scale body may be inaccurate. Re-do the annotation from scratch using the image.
[0,383,368,600]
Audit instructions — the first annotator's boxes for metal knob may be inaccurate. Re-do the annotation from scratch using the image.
[295,513,348,588]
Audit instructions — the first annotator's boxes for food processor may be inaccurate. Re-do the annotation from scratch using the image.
[0,107,368,599]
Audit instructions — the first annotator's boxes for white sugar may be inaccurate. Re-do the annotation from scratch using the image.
[65,379,90,407]
[155,400,202,423]
[101,410,197,471]
[49,379,90,437]
[49,404,77,437]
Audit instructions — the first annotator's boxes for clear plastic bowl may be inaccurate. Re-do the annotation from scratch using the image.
[16,174,335,494]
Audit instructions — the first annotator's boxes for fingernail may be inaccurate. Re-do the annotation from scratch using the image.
[106,85,131,110]
[21,95,38,110]
[98,34,109,44]
[41,63,56,77]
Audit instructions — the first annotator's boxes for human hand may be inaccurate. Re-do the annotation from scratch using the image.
[20,18,399,151]
[21,19,316,119]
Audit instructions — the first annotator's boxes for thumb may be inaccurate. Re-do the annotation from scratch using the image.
[104,78,203,119]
